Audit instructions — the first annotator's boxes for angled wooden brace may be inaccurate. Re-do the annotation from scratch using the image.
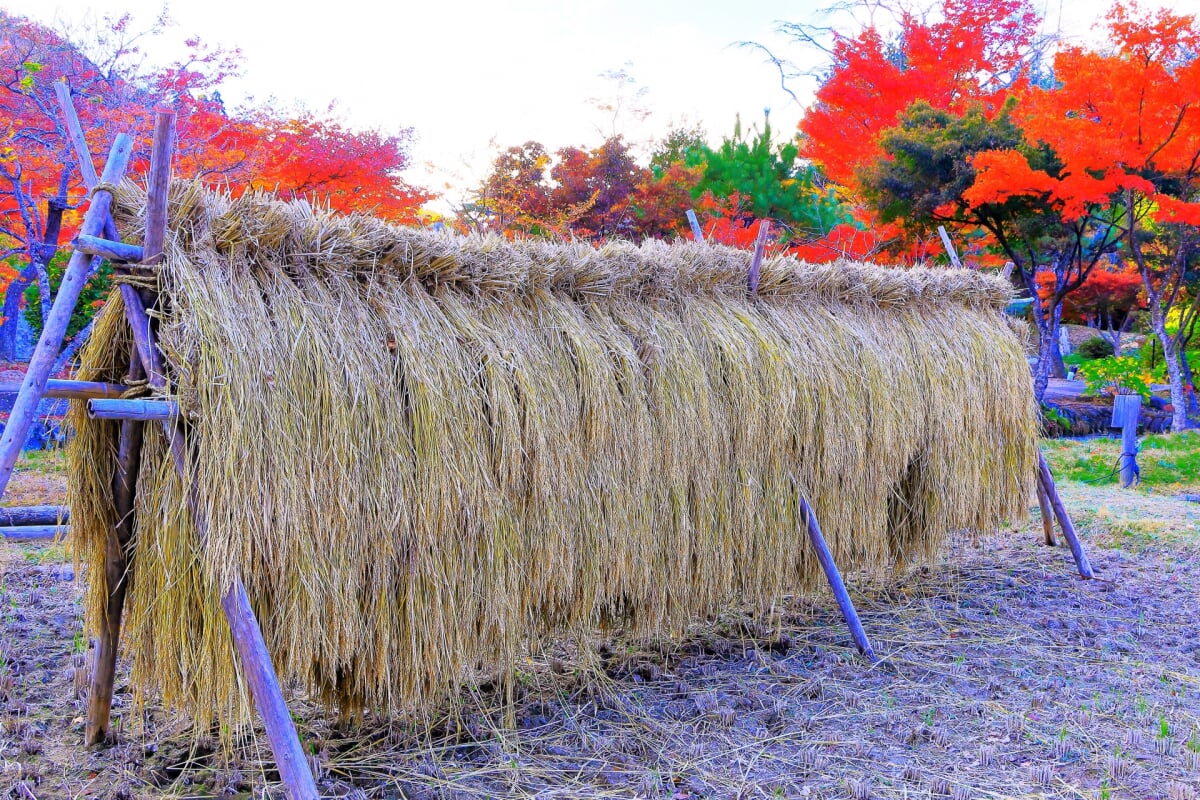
[800,497,879,663]
[1036,452,1094,579]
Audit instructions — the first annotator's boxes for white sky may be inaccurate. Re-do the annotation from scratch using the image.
[7,0,1200,212]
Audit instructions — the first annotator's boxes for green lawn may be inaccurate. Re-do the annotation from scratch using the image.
[1041,430,1200,493]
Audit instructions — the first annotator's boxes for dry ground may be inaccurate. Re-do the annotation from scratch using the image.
[1,484,1198,800]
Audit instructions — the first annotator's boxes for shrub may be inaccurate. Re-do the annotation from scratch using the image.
[1076,356,1162,400]
[1077,336,1115,360]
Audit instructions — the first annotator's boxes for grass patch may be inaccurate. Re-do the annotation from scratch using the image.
[14,448,66,474]
[1041,431,1200,492]
[3,448,67,507]
[1051,481,1200,550]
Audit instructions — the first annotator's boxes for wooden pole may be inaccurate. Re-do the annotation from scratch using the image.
[142,110,175,266]
[119,286,168,390]
[85,352,145,745]
[1035,479,1056,546]
[800,496,878,662]
[0,134,134,502]
[87,398,179,422]
[113,110,318,799]
[73,235,144,263]
[685,209,704,242]
[1112,394,1142,488]
[0,506,69,526]
[748,220,770,295]
[937,225,963,269]
[0,525,68,541]
[54,82,120,243]
[0,379,128,400]
[221,580,319,798]
[1036,452,1094,579]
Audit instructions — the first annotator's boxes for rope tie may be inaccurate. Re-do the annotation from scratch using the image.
[120,375,151,398]
[112,271,161,290]
[90,181,122,200]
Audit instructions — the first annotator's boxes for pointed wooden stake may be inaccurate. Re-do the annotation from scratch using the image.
[800,497,878,662]
[1037,452,1094,578]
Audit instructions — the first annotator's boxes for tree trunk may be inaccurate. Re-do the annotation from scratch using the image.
[1181,349,1198,415]
[0,265,37,362]
[1049,307,1067,378]
[1023,271,1052,402]
[0,197,67,363]
[1149,303,1189,431]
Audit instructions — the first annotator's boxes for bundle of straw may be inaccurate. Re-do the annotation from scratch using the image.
[68,181,1036,730]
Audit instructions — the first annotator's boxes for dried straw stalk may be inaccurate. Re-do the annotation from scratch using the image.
[67,182,1037,733]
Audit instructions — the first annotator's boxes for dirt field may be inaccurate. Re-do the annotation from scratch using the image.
[1,482,1198,799]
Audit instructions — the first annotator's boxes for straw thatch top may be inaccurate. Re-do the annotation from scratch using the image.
[111,181,1011,310]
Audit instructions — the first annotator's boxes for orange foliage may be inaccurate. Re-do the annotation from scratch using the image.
[984,2,1200,225]
[799,0,1039,189]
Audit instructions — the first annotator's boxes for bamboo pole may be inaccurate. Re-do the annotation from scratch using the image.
[800,497,878,662]
[685,209,704,242]
[1035,479,1056,546]
[85,352,145,745]
[1036,452,1094,579]
[73,235,144,263]
[0,379,128,400]
[0,525,67,541]
[0,506,69,526]
[87,398,179,422]
[748,220,770,294]
[0,135,134,502]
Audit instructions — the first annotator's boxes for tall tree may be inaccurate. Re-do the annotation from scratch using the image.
[975,1,1200,425]
[861,99,1125,399]
[0,10,431,363]
[797,0,1042,189]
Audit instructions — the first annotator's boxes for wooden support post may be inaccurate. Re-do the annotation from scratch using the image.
[0,379,129,400]
[1112,394,1142,488]
[938,225,962,268]
[85,353,145,746]
[110,109,318,799]
[0,506,69,526]
[800,496,878,662]
[748,220,770,295]
[685,209,704,242]
[1036,452,1095,579]
[0,135,134,501]
[1035,479,1057,546]
[54,82,120,243]
[73,235,144,264]
[87,398,179,422]
[142,110,175,266]
[221,580,319,798]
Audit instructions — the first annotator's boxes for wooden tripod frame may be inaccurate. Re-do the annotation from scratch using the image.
[0,99,1093,800]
